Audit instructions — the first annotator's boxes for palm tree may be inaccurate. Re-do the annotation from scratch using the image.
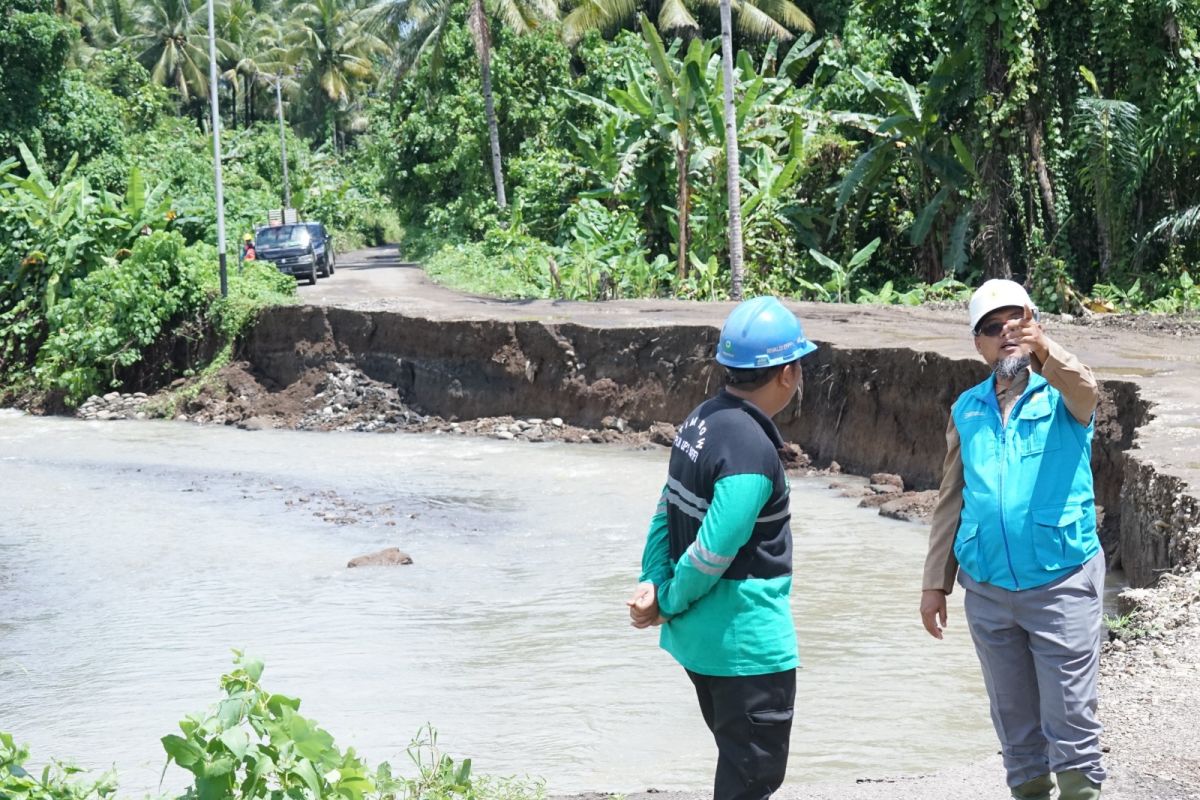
[218,0,282,125]
[370,0,558,209]
[1073,70,1142,276]
[130,0,219,105]
[288,0,386,145]
[561,0,813,47]
[69,0,137,52]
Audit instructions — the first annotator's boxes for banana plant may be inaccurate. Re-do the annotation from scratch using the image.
[634,14,719,280]
[806,236,881,303]
[1,144,175,313]
[833,51,975,281]
[564,18,719,281]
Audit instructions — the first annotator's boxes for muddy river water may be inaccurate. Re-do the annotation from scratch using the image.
[0,410,997,795]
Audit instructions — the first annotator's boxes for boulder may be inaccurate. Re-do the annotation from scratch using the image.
[347,547,414,568]
[870,472,905,491]
[858,493,894,509]
[878,490,940,524]
[648,421,677,447]
[778,443,811,469]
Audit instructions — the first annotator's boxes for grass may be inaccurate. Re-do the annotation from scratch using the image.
[422,242,546,299]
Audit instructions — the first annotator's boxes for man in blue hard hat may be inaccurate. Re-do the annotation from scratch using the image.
[628,296,817,800]
[921,279,1105,800]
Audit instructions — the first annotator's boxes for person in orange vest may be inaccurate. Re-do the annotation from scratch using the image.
[242,233,257,261]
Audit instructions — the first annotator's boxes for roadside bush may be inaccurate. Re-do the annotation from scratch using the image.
[35,74,126,182]
[32,232,295,405]
[0,732,116,800]
[424,239,549,300]
[34,232,209,403]
[552,199,672,299]
[202,247,297,344]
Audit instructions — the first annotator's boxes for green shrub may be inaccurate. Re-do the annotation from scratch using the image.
[160,653,546,800]
[34,232,209,403]
[0,0,73,154]
[33,233,295,404]
[0,732,116,800]
[37,74,126,181]
[424,240,548,300]
[203,250,297,343]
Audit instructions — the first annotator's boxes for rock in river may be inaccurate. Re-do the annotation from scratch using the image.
[347,547,414,568]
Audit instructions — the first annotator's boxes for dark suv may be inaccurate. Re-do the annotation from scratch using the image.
[255,222,334,284]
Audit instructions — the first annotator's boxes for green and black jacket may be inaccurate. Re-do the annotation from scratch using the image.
[640,389,798,677]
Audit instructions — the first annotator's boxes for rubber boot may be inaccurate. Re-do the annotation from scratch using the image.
[1056,770,1102,800]
[1011,774,1055,800]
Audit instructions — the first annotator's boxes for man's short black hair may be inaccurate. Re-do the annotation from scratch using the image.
[725,362,791,390]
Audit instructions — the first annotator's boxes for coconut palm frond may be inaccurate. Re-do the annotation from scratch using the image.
[730,0,791,41]
[657,0,699,38]
[527,0,560,23]
[562,0,634,45]
[1076,98,1142,174]
[494,0,539,34]
[1150,204,1200,242]
[747,0,812,33]
[383,0,451,77]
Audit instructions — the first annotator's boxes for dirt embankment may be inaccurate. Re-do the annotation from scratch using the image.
[77,301,1190,585]
[234,306,1183,580]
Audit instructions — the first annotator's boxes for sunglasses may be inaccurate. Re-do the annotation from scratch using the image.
[974,320,1014,337]
[974,308,1038,337]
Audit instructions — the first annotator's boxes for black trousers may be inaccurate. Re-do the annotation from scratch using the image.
[686,668,796,800]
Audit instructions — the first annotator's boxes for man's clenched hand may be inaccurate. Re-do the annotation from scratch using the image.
[627,582,666,628]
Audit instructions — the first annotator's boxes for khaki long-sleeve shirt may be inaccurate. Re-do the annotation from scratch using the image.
[922,338,1100,594]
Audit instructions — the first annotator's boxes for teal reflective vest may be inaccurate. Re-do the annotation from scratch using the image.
[952,370,1100,591]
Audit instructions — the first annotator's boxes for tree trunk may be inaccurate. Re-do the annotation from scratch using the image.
[974,40,1013,279]
[923,214,944,284]
[720,0,744,301]
[676,141,689,282]
[469,0,507,209]
[1024,105,1058,241]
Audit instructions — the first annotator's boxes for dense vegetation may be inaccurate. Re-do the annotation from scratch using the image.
[1,654,544,800]
[1,0,1199,403]
[386,0,1200,309]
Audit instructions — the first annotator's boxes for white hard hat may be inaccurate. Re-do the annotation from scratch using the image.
[968,279,1035,332]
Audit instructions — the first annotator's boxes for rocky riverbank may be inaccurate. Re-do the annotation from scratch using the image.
[74,361,946,527]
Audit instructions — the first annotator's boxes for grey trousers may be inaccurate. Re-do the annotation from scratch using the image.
[959,554,1107,787]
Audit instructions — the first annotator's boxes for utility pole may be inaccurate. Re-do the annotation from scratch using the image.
[274,74,291,213]
[206,0,228,297]
[720,0,744,301]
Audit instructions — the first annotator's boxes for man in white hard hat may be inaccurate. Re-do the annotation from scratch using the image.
[921,279,1106,800]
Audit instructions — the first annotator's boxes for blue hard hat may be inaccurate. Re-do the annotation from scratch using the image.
[716,296,817,368]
